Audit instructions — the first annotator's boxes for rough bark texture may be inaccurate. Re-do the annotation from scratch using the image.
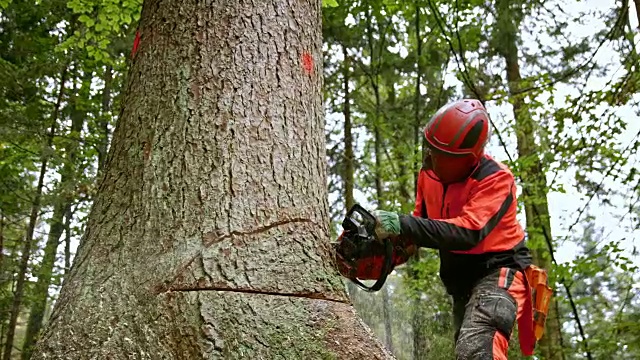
[63,207,72,274]
[413,2,423,192]
[409,256,428,360]
[342,45,354,214]
[0,213,4,273]
[341,44,359,299]
[32,1,393,359]
[494,0,564,358]
[97,65,113,177]
[411,5,429,358]
[382,286,393,354]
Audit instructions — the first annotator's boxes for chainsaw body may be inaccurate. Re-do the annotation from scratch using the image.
[333,204,393,292]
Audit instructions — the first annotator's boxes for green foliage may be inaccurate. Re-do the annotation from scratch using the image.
[0,0,127,355]
[0,0,638,358]
[63,0,142,63]
[322,0,338,7]
[323,0,639,358]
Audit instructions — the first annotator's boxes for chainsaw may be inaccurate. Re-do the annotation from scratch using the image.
[332,204,393,292]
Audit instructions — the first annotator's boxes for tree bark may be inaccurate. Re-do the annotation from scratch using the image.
[32,1,393,359]
[382,286,394,354]
[0,212,4,275]
[364,9,384,208]
[341,44,360,299]
[414,2,423,191]
[97,65,113,177]
[63,205,74,276]
[411,5,429,359]
[342,45,354,213]
[21,68,91,360]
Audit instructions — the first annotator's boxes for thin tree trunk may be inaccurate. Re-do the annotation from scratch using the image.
[64,207,72,276]
[507,60,566,360]
[412,4,429,359]
[374,113,383,205]
[410,257,428,360]
[0,211,5,347]
[32,1,393,359]
[342,46,354,213]
[97,65,113,177]
[382,285,394,353]
[341,45,360,299]
[494,1,565,359]
[21,69,90,360]
[367,16,394,355]
[634,0,640,28]
[3,62,69,360]
[414,2,423,191]
[0,212,4,274]
[385,78,411,204]
[371,63,395,359]
[364,9,384,207]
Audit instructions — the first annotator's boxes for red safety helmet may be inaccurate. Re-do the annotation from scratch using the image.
[423,99,492,183]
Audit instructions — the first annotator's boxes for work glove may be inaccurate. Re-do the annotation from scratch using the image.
[372,209,401,240]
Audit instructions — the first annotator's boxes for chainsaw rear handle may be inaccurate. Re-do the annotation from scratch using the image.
[342,203,377,239]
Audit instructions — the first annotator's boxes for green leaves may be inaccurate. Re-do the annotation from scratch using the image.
[322,0,338,7]
[61,0,143,64]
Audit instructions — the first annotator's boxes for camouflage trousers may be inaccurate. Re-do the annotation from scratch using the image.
[452,267,528,360]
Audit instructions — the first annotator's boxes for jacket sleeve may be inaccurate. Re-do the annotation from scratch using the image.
[398,170,516,251]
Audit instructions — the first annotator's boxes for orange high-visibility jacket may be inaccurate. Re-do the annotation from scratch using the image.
[399,153,533,296]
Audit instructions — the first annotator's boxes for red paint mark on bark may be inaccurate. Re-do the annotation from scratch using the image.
[131,30,141,59]
[301,52,314,74]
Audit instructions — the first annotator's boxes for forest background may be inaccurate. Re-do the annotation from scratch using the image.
[0,0,639,359]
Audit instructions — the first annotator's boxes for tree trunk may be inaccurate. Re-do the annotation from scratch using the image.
[385,77,411,204]
[411,5,429,359]
[32,1,393,359]
[364,9,384,208]
[341,44,360,299]
[494,1,565,358]
[414,2,423,191]
[382,286,394,353]
[507,67,566,360]
[409,256,428,360]
[3,63,69,360]
[63,206,74,276]
[369,25,393,356]
[634,0,640,29]
[97,65,113,177]
[374,113,383,205]
[342,45,354,213]
[0,212,4,274]
[21,69,90,360]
